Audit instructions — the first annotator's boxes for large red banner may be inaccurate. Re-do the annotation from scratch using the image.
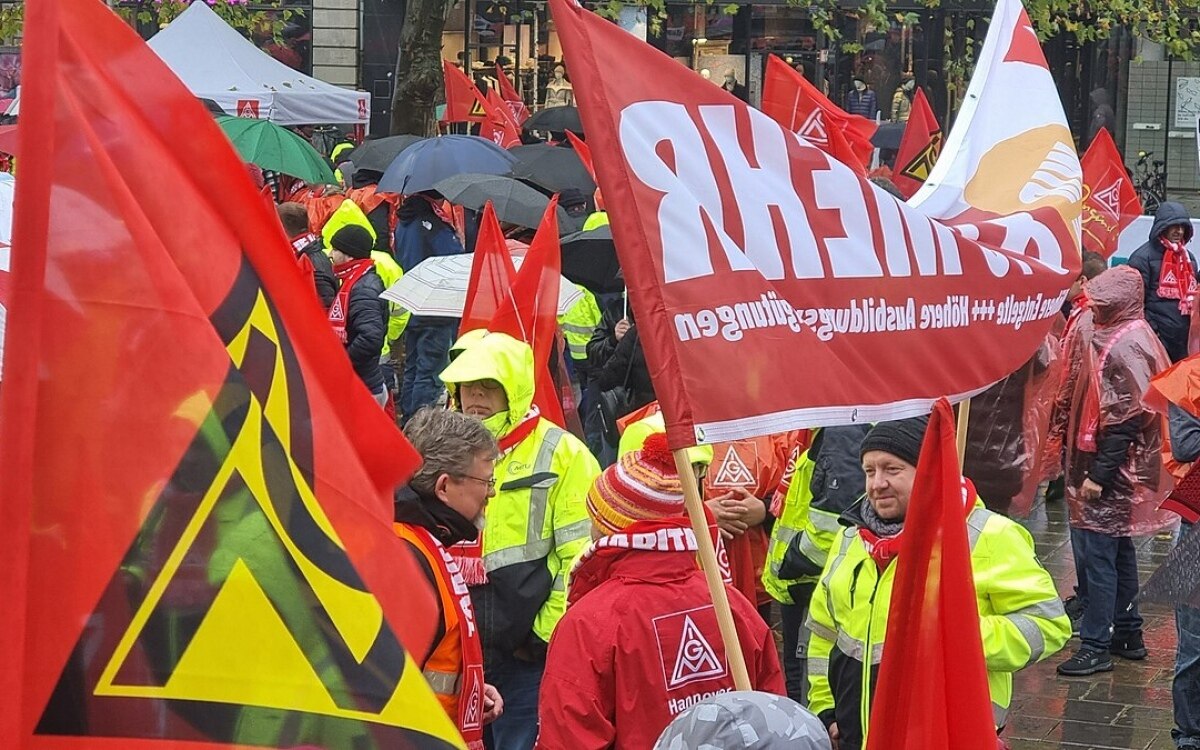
[552,0,1082,447]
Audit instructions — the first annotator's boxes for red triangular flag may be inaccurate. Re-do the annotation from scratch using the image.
[866,399,996,749]
[760,55,876,173]
[893,88,943,199]
[461,201,518,336]
[1080,127,1142,259]
[495,63,530,125]
[442,59,488,123]
[489,198,567,427]
[564,130,604,210]
[0,0,464,746]
[480,88,522,148]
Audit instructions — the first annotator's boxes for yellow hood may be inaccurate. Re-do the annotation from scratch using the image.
[440,332,536,437]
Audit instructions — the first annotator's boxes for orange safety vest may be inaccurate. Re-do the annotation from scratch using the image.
[394,523,486,749]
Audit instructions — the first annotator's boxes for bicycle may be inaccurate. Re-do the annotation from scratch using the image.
[1133,150,1167,215]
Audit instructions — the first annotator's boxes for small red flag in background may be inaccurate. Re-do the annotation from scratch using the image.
[564,130,605,210]
[460,201,518,336]
[495,63,530,125]
[488,198,568,427]
[480,88,522,148]
[865,399,996,750]
[892,88,943,199]
[760,54,876,173]
[443,59,488,123]
[0,0,463,747]
[1080,127,1141,259]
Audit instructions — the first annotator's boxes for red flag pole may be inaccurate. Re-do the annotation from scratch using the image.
[673,447,752,691]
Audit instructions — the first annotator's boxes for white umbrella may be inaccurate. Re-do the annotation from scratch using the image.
[381,253,584,318]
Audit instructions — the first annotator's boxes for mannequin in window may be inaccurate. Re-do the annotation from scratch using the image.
[545,64,574,108]
[721,69,748,102]
[845,75,878,120]
[699,68,712,82]
[891,73,915,122]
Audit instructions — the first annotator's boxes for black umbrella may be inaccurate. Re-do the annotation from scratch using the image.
[198,97,227,117]
[559,224,623,293]
[523,106,583,135]
[379,135,516,195]
[347,134,425,174]
[871,122,906,150]
[433,173,575,231]
[509,144,596,194]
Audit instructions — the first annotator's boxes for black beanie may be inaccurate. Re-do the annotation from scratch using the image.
[331,225,374,259]
[860,415,929,468]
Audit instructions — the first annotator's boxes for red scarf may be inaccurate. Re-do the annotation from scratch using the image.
[568,517,733,605]
[419,193,456,228]
[291,232,319,277]
[857,479,976,570]
[1158,237,1197,315]
[403,525,486,749]
[329,258,374,344]
[449,408,543,586]
[1062,291,1089,347]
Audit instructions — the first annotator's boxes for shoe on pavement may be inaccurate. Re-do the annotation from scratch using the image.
[1057,647,1113,676]
[1110,632,1147,660]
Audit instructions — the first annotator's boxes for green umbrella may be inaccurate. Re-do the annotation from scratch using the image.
[215,116,336,185]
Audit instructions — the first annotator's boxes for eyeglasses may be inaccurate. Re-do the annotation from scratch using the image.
[455,473,497,490]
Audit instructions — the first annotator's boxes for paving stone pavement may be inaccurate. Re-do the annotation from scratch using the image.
[1005,496,1180,750]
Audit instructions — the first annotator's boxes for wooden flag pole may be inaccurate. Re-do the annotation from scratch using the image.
[955,398,972,465]
[673,447,752,691]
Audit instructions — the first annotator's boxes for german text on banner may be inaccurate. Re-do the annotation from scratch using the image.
[0,0,464,747]
[551,0,1081,447]
[1080,127,1141,259]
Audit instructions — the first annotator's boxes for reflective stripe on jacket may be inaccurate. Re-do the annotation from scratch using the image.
[763,447,817,604]
[558,290,601,362]
[806,501,1070,750]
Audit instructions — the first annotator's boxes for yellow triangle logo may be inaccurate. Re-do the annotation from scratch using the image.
[901,131,943,182]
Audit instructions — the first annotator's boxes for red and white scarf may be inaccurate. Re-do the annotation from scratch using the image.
[329,258,374,344]
[1158,237,1197,315]
[403,525,486,749]
[449,408,543,586]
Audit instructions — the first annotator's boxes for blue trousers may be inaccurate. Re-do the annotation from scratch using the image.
[483,653,542,750]
[1070,527,1142,651]
[1175,525,1200,749]
[400,320,456,423]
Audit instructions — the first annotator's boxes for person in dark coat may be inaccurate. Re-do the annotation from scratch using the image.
[329,225,389,406]
[588,302,655,462]
[393,191,466,422]
[1127,202,1198,362]
[276,201,337,310]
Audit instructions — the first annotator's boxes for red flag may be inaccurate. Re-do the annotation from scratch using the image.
[1080,127,1141,259]
[461,201,518,336]
[495,63,530,125]
[480,88,522,148]
[551,0,1081,447]
[893,88,943,199]
[565,130,605,210]
[489,198,567,427]
[443,59,488,123]
[866,399,996,749]
[0,0,464,747]
[761,54,876,173]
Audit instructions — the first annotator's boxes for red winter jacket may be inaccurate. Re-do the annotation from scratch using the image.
[535,521,785,750]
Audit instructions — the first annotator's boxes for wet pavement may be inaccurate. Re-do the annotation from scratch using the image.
[1005,496,1180,750]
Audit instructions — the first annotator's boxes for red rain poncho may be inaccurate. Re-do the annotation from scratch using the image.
[1059,266,1176,536]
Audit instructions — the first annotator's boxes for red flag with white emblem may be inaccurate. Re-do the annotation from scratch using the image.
[1080,127,1141,258]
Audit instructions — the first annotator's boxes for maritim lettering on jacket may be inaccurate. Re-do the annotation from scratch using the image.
[616,101,1074,285]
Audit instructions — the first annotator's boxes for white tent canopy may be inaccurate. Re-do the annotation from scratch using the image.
[148,2,368,126]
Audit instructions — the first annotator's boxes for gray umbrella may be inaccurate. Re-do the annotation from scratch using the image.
[378,135,517,194]
[346,134,425,174]
[433,173,579,231]
[509,143,596,194]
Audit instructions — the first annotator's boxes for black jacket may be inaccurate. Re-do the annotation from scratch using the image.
[589,307,656,413]
[393,485,479,665]
[342,267,388,393]
[1127,202,1197,362]
[295,236,338,310]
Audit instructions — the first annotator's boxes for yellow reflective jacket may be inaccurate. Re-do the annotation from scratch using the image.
[322,200,410,345]
[558,289,601,363]
[763,447,817,604]
[440,333,600,654]
[807,498,1069,748]
[616,410,713,466]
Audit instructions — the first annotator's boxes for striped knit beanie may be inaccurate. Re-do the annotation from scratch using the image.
[587,433,685,534]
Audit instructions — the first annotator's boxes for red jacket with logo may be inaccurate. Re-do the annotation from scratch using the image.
[535,521,785,750]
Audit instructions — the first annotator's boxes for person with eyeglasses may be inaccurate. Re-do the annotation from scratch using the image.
[440,331,601,750]
[394,407,506,748]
